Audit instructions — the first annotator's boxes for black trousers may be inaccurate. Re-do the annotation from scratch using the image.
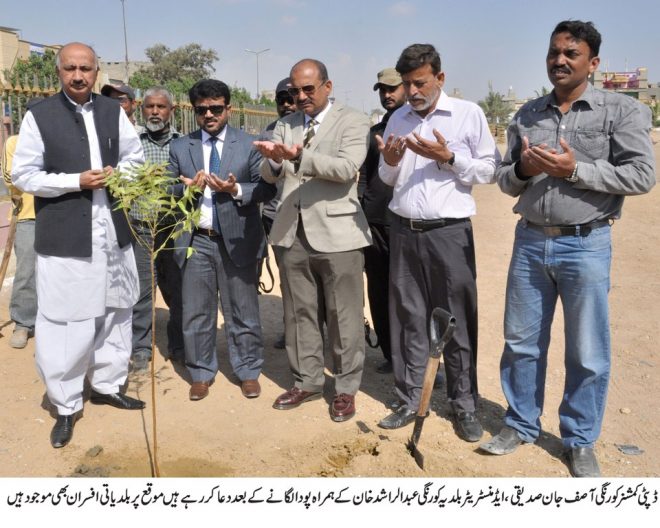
[389,218,478,413]
[363,222,391,362]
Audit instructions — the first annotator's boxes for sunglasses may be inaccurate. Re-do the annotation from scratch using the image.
[194,105,226,116]
[276,94,295,105]
[287,82,324,97]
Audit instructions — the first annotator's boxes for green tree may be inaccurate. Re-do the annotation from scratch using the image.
[106,162,200,477]
[129,43,218,94]
[478,83,515,125]
[3,49,58,89]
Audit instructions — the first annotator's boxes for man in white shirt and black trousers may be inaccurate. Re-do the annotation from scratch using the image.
[376,43,499,441]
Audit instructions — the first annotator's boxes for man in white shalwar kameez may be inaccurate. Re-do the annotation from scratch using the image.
[12,42,146,448]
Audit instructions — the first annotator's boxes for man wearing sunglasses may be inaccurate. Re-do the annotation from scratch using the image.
[168,79,276,402]
[254,59,371,423]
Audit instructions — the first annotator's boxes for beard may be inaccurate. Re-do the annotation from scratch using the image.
[145,119,167,132]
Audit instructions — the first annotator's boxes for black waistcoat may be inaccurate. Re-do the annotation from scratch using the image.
[30,91,131,257]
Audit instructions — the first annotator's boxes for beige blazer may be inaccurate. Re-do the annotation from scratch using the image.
[260,103,372,252]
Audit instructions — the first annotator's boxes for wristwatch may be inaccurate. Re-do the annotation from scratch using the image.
[565,163,578,183]
[437,152,455,171]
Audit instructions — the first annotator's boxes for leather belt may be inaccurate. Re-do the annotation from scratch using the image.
[194,227,221,237]
[524,220,609,237]
[395,214,467,232]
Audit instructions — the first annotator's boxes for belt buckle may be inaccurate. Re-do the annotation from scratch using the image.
[408,218,423,232]
[544,226,563,237]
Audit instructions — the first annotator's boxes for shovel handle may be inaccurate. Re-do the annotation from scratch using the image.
[429,307,456,359]
[416,308,456,418]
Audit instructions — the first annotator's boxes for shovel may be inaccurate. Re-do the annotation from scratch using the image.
[407,306,456,469]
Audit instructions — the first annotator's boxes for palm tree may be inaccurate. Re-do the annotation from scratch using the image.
[478,83,514,125]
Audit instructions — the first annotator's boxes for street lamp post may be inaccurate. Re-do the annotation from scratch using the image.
[121,0,129,82]
[244,48,270,101]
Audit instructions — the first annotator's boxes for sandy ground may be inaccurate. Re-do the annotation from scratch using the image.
[0,139,658,480]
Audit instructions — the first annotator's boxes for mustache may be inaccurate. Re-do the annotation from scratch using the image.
[551,66,571,74]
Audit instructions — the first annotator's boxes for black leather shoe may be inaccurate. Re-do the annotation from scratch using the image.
[565,447,601,477]
[375,360,393,374]
[452,411,483,442]
[51,414,77,448]
[90,391,145,410]
[378,405,417,429]
[479,425,524,455]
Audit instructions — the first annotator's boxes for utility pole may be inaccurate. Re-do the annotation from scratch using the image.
[244,48,270,101]
[121,0,129,82]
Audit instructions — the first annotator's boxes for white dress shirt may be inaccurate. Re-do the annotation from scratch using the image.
[12,94,144,321]
[198,127,242,229]
[379,90,499,220]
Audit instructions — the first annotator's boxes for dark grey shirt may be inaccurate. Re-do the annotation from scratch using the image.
[497,84,655,225]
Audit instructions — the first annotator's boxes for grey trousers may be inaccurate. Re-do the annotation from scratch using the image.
[389,218,479,413]
[182,233,264,383]
[10,220,37,331]
[276,224,365,395]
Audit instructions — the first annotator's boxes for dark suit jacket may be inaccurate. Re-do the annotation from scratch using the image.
[168,126,276,269]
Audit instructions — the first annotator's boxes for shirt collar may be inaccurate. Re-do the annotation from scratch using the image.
[305,101,332,126]
[63,90,94,110]
[541,82,596,111]
[201,126,227,144]
[401,90,452,120]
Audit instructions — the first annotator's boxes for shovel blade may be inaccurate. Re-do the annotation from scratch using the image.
[407,415,428,469]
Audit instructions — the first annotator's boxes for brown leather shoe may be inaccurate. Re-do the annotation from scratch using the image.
[189,381,211,401]
[273,387,322,410]
[330,393,355,422]
[241,379,261,398]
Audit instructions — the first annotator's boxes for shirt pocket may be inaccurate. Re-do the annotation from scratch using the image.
[572,128,609,160]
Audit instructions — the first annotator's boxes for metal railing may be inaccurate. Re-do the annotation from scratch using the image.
[1,80,277,145]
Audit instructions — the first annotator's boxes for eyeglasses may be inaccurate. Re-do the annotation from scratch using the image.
[194,105,226,116]
[287,82,324,97]
[276,94,295,105]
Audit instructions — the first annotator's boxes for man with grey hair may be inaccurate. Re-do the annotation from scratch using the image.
[376,44,498,441]
[13,42,146,449]
[129,86,184,372]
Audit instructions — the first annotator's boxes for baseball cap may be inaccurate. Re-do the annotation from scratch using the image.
[275,77,291,95]
[101,82,136,100]
[373,68,402,91]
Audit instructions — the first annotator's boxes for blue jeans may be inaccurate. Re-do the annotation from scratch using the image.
[501,220,612,449]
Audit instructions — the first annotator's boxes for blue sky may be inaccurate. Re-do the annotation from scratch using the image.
[3,0,659,112]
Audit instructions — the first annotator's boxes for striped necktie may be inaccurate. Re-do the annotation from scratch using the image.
[295,119,317,173]
[303,118,317,148]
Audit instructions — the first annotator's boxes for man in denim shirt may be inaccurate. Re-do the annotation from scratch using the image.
[480,20,655,477]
